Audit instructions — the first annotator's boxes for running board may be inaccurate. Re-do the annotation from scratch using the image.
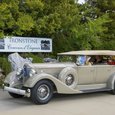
[81,88,112,93]
[77,84,107,91]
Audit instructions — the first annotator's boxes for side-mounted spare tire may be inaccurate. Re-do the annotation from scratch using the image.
[58,67,77,89]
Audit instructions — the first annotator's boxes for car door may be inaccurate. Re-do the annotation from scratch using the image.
[111,65,115,74]
[95,65,113,84]
[77,66,96,85]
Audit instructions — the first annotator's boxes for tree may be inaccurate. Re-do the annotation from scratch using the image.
[72,1,110,50]
[0,0,114,54]
[0,0,35,37]
[20,0,81,53]
[85,0,115,50]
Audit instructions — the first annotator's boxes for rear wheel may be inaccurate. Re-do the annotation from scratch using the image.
[31,80,53,104]
[9,92,24,98]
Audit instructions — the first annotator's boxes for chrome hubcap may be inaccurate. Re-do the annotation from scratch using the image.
[37,84,50,100]
[65,74,74,86]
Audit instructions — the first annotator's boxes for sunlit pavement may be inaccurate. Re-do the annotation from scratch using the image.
[0,89,115,115]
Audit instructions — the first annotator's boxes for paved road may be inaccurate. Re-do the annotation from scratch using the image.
[0,89,115,115]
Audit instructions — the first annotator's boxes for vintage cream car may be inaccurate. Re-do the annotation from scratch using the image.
[3,50,115,104]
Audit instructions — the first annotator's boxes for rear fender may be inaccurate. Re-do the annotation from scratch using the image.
[107,73,115,89]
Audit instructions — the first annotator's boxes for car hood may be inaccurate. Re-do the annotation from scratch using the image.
[28,62,76,69]
[26,63,76,77]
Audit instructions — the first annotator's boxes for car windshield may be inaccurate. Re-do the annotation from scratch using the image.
[57,55,76,63]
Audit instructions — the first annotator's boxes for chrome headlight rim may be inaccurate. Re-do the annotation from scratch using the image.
[16,68,23,76]
[29,69,36,77]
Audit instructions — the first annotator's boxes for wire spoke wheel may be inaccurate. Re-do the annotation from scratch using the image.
[37,84,50,101]
[31,80,53,104]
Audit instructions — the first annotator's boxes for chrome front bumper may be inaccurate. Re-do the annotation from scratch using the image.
[3,86,30,97]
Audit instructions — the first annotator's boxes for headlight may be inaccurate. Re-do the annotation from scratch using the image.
[29,69,36,77]
[16,68,22,76]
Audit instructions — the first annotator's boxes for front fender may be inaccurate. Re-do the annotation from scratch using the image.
[24,73,81,94]
[4,71,22,87]
[4,71,16,83]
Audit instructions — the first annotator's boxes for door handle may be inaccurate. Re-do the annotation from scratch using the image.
[91,69,94,72]
[107,69,111,71]
[112,66,115,70]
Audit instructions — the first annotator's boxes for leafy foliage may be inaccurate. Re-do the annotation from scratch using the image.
[0,0,113,52]
[85,0,115,50]
[0,55,11,75]
[21,53,43,63]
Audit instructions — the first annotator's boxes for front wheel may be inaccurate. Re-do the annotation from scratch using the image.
[31,80,54,104]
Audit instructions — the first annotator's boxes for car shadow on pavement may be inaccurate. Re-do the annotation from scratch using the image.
[51,91,112,103]
[0,89,112,106]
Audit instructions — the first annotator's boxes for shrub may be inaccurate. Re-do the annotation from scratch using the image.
[0,56,11,76]
[0,73,5,86]
[0,55,11,86]
[21,53,43,63]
